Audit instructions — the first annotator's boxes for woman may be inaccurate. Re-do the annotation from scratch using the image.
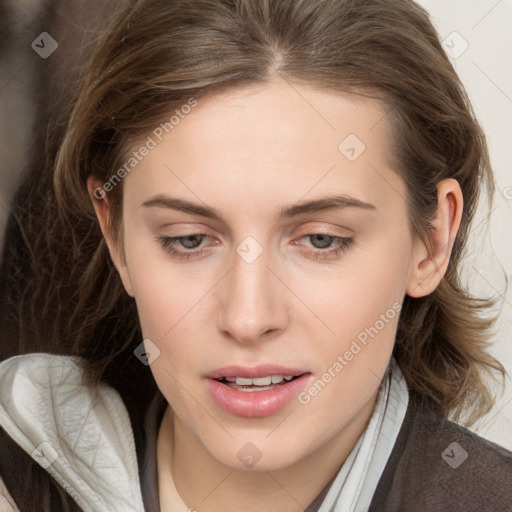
[0,0,511,511]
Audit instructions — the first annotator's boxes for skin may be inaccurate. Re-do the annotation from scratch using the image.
[88,79,463,511]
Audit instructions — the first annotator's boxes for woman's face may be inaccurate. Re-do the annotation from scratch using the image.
[111,80,422,471]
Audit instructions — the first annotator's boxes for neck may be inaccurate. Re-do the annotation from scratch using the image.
[157,392,378,512]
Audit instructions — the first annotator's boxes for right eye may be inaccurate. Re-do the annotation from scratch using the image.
[158,234,215,261]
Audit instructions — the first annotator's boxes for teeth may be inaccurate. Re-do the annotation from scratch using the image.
[221,375,296,386]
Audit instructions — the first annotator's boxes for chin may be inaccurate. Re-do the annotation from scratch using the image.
[204,435,309,472]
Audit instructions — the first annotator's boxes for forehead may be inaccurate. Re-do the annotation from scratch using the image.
[122,79,405,217]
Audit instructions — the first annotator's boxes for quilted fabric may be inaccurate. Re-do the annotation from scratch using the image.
[0,354,145,512]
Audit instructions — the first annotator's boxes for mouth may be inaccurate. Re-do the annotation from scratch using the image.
[204,365,311,417]
[214,374,302,392]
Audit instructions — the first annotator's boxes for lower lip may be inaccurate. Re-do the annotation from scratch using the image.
[205,374,311,418]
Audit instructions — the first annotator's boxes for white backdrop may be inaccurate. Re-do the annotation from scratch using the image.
[418,0,512,448]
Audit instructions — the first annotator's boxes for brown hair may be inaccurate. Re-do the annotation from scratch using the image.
[8,0,506,433]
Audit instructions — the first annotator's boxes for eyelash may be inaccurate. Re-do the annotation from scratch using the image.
[157,233,354,262]
[157,235,212,261]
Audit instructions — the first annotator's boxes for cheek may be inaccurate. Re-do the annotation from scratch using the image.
[294,250,409,429]
[307,239,411,333]
[126,254,208,413]
[120,232,208,362]
[300,233,412,382]
[130,269,212,364]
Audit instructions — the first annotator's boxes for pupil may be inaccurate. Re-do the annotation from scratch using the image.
[181,234,203,249]
[311,234,333,249]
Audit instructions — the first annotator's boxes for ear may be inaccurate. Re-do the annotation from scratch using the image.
[406,178,463,298]
[87,177,135,297]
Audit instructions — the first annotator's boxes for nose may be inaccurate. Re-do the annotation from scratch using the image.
[216,245,288,345]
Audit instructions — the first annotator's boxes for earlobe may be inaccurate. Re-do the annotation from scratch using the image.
[86,177,135,297]
[406,179,463,298]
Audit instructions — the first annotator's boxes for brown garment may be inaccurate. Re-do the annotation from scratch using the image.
[368,393,512,511]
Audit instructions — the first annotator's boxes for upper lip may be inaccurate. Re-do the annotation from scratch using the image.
[205,364,309,380]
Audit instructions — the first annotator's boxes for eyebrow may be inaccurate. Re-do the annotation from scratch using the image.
[141,194,376,222]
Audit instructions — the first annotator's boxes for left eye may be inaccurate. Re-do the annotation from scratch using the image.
[305,233,337,249]
[171,234,205,249]
[297,233,354,260]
